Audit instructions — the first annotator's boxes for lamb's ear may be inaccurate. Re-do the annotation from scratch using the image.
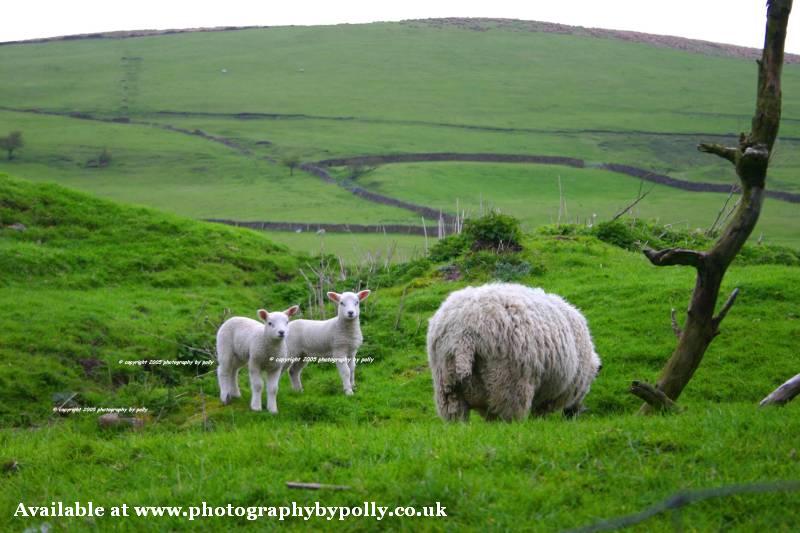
[285,305,300,317]
[327,292,341,303]
[357,290,371,301]
[257,309,269,321]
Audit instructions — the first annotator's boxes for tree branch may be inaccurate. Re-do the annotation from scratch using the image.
[759,373,800,406]
[611,181,653,221]
[698,143,737,164]
[630,381,680,413]
[712,288,740,331]
[751,0,793,150]
[286,481,351,491]
[670,309,682,339]
[643,248,706,268]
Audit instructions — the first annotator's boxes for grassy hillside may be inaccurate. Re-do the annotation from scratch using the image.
[2,22,800,134]
[1,174,799,530]
[0,20,799,255]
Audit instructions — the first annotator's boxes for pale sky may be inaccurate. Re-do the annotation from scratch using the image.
[4,0,800,53]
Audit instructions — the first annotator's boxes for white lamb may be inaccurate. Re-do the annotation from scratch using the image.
[427,283,601,422]
[286,290,371,396]
[216,305,299,413]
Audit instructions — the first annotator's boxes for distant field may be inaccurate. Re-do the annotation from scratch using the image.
[0,110,415,224]
[336,162,800,247]
[1,20,798,256]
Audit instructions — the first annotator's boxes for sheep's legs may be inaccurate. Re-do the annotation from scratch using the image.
[288,362,305,392]
[437,391,470,422]
[335,355,353,395]
[249,364,264,411]
[489,377,535,421]
[265,369,281,414]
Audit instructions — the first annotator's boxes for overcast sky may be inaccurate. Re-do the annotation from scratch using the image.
[3,0,800,53]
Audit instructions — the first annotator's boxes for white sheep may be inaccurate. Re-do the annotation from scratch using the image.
[286,290,371,396]
[216,305,299,413]
[426,283,601,421]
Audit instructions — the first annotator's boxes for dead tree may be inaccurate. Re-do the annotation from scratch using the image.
[636,0,793,412]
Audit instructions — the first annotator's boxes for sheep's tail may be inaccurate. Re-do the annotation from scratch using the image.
[451,336,475,382]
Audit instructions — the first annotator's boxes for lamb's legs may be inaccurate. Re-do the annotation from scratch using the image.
[288,362,305,392]
[335,353,353,395]
[231,366,242,397]
[217,364,234,404]
[249,364,264,411]
[348,353,357,389]
[265,369,281,414]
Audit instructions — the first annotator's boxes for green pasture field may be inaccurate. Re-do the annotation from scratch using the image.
[1,174,799,530]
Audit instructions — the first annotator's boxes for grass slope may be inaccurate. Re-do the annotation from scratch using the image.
[0,21,799,257]
[2,22,800,135]
[1,175,799,530]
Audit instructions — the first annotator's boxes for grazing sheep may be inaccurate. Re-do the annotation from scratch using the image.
[216,306,299,413]
[426,283,601,421]
[286,290,371,396]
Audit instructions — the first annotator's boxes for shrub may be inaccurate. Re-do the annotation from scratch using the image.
[429,233,470,262]
[98,148,112,167]
[494,259,533,281]
[592,220,710,252]
[464,212,523,252]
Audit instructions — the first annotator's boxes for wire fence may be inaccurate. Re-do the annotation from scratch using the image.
[565,480,800,532]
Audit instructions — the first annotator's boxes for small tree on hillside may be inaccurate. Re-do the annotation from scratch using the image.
[633,0,793,413]
[282,156,300,176]
[0,131,24,160]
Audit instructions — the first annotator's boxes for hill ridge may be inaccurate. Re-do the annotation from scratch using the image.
[2,17,797,64]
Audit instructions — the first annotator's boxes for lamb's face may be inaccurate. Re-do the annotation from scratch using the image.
[328,290,371,321]
[257,306,300,340]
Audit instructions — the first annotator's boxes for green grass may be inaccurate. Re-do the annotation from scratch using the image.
[341,162,800,247]
[1,174,799,530]
[1,21,800,260]
[2,21,800,529]
[260,231,427,264]
[3,407,799,531]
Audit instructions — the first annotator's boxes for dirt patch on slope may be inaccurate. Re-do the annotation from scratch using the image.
[402,18,800,64]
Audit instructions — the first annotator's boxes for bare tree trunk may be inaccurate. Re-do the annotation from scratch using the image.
[638,0,793,412]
